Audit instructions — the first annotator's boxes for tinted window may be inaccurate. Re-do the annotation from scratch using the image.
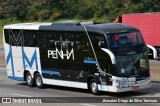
[4,29,9,44]
[47,32,61,48]
[4,29,47,48]
[74,32,90,51]
[64,33,75,50]
[46,31,90,51]
[89,32,107,51]
[32,31,46,48]
[4,29,23,46]
[24,31,34,47]
[109,31,144,48]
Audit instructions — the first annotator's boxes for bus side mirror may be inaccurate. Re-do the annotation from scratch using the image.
[147,44,158,59]
[101,48,116,64]
[98,41,105,48]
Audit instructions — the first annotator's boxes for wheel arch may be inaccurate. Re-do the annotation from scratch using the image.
[24,70,41,81]
[24,70,29,81]
[87,75,97,90]
[34,71,40,78]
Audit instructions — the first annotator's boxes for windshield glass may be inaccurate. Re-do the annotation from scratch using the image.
[115,52,149,77]
[108,31,144,49]
[107,31,149,77]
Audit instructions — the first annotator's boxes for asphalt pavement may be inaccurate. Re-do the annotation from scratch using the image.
[0,68,160,105]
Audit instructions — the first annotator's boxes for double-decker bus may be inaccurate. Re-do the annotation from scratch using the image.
[3,21,151,95]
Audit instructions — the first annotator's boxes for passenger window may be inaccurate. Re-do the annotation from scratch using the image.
[35,32,46,48]
[64,33,75,50]
[89,33,107,51]
[5,29,46,48]
[8,29,23,46]
[46,31,91,52]
[24,31,34,47]
[4,29,9,44]
[47,32,61,48]
[75,33,90,51]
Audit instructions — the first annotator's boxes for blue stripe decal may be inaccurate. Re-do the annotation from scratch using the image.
[6,45,15,77]
[22,47,38,71]
[83,60,97,64]
[8,76,24,81]
[42,70,60,75]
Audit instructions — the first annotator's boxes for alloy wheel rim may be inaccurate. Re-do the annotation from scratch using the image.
[92,82,97,93]
[36,76,42,86]
[27,75,32,84]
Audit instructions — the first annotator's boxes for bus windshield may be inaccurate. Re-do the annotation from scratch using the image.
[107,31,149,77]
[108,31,144,49]
[114,53,149,76]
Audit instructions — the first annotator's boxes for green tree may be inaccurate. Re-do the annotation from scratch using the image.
[0,0,160,22]
[38,9,50,21]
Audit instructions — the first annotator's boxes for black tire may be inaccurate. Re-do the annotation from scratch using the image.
[26,72,34,87]
[35,73,43,88]
[90,79,99,95]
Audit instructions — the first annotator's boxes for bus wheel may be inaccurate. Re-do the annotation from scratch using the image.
[90,79,99,95]
[26,72,34,87]
[35,73,43,88]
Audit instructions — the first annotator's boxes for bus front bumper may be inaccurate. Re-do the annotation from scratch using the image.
[98,77,151,92]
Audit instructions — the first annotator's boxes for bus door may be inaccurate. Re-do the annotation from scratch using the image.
[87,32,114,85]
[71,32,97,82]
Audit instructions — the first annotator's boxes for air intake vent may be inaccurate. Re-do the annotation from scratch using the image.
[52,20,95,26]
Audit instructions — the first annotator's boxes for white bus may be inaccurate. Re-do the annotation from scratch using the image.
[3,21,151,95]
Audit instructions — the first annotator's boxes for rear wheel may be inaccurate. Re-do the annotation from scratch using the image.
[90,79,99,95]
[35,73,43,88]
[26,72,34,87]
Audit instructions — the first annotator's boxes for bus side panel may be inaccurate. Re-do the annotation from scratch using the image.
[44,78,88,89]
[21,47,41,77]
[12,46,23,78]
[39,48,85,82]
[4,44,24,81]
[4,43,42,80]
[4,43,13,77]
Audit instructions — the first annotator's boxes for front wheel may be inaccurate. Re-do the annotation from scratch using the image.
[26,72,34,87]
[35,73,43,88]
[90,79,99,95]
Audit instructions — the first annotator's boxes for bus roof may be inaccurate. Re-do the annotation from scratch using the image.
[4,21,138,34]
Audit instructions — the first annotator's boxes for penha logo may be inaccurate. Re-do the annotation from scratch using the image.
[48,37,74,60]
[48,48,74,60]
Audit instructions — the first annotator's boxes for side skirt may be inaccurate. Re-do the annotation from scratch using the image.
[43,78,88,89]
